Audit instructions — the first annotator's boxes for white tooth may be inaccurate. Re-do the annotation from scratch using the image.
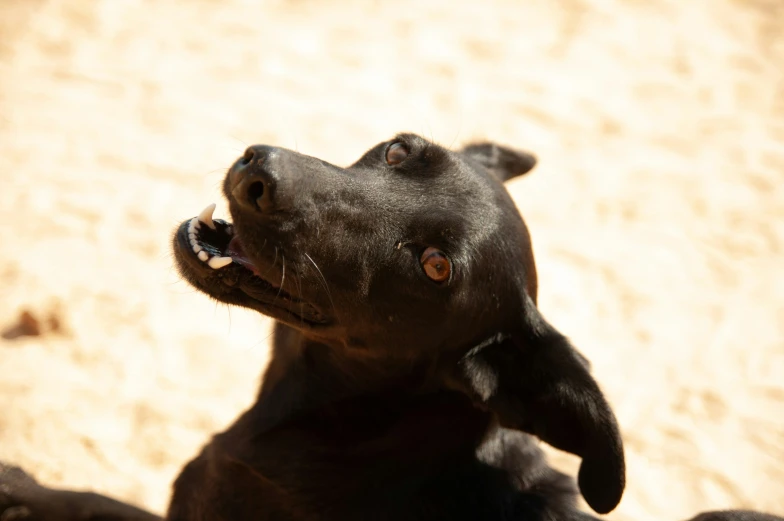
[198,203,217,230]
[188,233,196,240]
[226,226,233,235]
[208,256,233,269]
[198,251,209,261]
[192,244,202,253]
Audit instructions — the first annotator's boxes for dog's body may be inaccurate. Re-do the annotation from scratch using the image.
[165,323,583,521]
[0,134,780,521]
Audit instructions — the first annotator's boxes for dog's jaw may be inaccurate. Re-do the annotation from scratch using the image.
[172,203,331,328]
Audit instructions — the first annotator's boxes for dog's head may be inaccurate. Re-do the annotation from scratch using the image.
[173,132,624,513]
[174,133,538,346]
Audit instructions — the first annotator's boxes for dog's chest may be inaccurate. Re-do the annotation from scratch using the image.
[169,393,576,521]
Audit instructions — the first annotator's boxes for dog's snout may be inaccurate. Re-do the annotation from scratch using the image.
[230,145,280,214]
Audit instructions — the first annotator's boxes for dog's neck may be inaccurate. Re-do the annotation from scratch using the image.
[209,322,498,485]
[222,323,460,436]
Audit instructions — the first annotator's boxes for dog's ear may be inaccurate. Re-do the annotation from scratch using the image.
[454,296,625,514]
[461,142,537,182]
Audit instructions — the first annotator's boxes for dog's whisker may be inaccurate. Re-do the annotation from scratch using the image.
[273,254,286,304]
[224,301,232,333]
[228,135,250,149]
[260,246,279,280]
[303,252,336,319]
[446,120,463,151]
[292,268,306,329]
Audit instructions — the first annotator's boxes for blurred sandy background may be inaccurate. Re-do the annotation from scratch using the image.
[1,0,783,519]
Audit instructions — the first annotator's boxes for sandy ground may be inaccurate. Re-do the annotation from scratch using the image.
[1,0,783,519]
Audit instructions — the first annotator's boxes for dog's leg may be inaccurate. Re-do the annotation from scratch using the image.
[0,463,161,521]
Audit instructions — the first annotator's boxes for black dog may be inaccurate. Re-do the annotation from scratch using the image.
[0,134,780,521]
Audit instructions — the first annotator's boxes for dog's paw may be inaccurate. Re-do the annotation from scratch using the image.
[0,463,39,487]
[0,507,32,521]
[687,511,784,521]
[0,463,42,521]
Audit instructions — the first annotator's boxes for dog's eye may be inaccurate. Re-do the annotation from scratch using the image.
[385,142,409,165]
[420,247,451,283]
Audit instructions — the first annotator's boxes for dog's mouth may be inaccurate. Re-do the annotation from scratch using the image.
[174,204,330,326]
[181,204,258,274]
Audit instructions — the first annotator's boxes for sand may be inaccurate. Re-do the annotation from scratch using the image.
[1,0,782,519]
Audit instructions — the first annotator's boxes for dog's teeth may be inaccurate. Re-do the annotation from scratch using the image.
[198,203,217,230]
[188,217,200,234]
[192,244,202,253]
[208,256,233,269]
[198,251,209,262]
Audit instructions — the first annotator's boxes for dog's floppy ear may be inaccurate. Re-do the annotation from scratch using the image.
[455,296,625,514]
[461,142,537,182]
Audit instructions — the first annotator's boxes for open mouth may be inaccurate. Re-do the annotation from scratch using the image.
[174,204,329,326]
[181,203,260,274]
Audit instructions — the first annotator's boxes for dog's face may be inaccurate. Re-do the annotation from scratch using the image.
[172,133,625,515]
[173,133,537,352]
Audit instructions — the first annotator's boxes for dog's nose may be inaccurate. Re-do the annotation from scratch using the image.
[230,145,279,214]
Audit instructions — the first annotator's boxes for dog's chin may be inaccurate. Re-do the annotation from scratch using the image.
[172,209,331,328]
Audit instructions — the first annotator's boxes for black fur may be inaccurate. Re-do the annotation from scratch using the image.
[1,134,780,521]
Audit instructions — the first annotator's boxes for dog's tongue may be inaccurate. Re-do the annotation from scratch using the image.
[226,236,259,274]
